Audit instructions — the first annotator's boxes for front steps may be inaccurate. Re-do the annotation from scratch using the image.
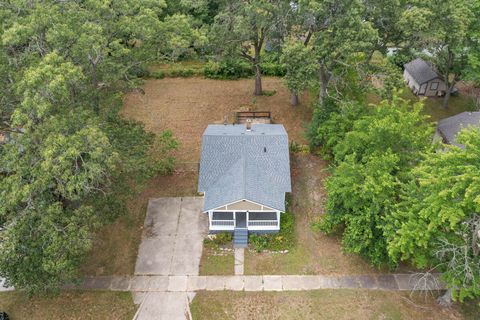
[233,228,248,248]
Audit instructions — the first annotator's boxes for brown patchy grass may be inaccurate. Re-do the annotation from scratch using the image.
[245,153,376,275]
[121,77,312,163]
[190,290,465,320]
[0,291,136,320]
[81,171,198,276]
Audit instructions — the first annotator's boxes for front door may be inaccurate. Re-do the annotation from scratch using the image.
[419,83,427,95]
[236,212,247,228]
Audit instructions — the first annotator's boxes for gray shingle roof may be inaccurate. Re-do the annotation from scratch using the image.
[437,112,480,148]
[404,58,440,84]
[198,124,291,212]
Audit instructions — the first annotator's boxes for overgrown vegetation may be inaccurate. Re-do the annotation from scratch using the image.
[250,212,295,252]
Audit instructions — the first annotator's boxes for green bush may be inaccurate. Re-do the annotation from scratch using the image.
[204,232,233,248]
[204,59,253,80]
[168,68,196,77]
[152,70,165,79]
[249,212,295,252]
[261,61,286,76]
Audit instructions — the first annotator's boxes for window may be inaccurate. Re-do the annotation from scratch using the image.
[212,212,233,220]
[430,82,439,90]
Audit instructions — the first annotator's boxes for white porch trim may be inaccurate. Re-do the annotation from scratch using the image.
[208,209,281,232]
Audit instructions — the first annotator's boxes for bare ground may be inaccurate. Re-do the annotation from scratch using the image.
[121,77,312,163]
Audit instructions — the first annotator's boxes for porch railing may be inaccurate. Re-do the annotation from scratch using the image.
[211,220,235,226]
[247,220,278,227]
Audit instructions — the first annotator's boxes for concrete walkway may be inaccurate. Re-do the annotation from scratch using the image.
[234,248,245,275]
[73,274,445,292]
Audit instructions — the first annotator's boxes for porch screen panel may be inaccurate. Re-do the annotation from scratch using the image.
[249,212,277,220]
[212,211,234,220]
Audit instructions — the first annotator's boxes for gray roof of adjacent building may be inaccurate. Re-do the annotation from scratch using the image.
[198,124,291,212]
[404,58,441,85]
[437,111,480,148]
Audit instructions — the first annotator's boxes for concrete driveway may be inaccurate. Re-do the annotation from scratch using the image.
[134,197,207,276]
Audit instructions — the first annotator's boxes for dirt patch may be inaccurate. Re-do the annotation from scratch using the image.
[121,77,312,163]
[190,290,465,320]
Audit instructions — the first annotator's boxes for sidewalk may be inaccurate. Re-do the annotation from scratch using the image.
[72,273,445,292]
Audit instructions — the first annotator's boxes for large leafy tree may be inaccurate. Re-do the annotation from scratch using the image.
[295,0,378,104]
[320,96,433,266]
[0,1,179,293]
[280,41,317,106]
[210,0,291,95]
[387,128,480,304]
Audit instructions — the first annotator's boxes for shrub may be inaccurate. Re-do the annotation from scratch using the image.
[249,212,295,252]
[204,58,253,80]
[168,68,195,77]
[152,70,165,79]
[262,89,276,96]
[204,232,233,249]
[261,61,286,77]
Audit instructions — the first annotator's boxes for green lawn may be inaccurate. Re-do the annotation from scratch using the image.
[401,88,476,122]
[190,290,471,320]
[199,241,235,275]
[0,291,137,320]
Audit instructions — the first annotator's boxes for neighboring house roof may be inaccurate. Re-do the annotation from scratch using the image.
[198,124,291,212]
[437,112,480,148]
[404,58,441,84]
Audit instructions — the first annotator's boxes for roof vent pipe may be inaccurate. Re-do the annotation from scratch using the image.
[246,119,252,131]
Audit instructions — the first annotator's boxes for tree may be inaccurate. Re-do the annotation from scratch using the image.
[281,41,317,106]
[295,0,378,104]
[320,96,434,266]
[210,0,291,95]
[363,0,408,60]
[387,128,480,304]
[0,1,179,293]
[402,0,479,107]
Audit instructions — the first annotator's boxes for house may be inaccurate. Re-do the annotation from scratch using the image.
[198,123,291,247]
[435,112,480,148]
[403,58,447,96]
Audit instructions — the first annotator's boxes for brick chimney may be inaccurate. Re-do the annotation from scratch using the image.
[246,119,252,131]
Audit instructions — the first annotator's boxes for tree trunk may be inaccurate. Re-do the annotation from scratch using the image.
[91,62,100,115]
[443,87,452,108]
[437,288,453,307]
[318,63,329,105]
[291,92,299,106]
[254,64,262,96]
[254,45,262,96]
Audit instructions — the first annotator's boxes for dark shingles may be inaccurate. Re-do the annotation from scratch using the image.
[198,124,291,212]
[404,58,440,84]
[437,112,480,148]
